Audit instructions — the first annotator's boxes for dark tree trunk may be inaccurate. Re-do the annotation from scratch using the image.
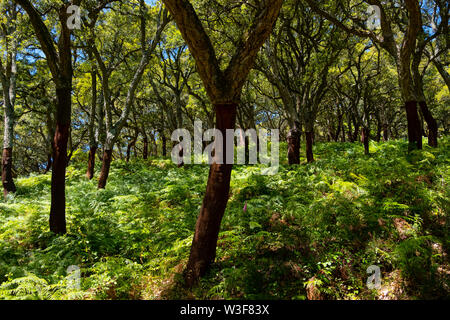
[305,131,314,163]
[287,123,301,165]
[2,148,16,197]
[152,134,158,157]
[143,136,148,160]
[184,103,237,286]
[383,124,389,141]
[126,140,136,163]
[334,114,342,142]
[362,127,370,155]
[162,134,167,157]
[376,121,382,142]
[86,145,97,180]
[405,101,423,150]
[348,117,354,142]
[352,118,360,143]
[98,149,113,189]
[49,88,71,235]
[418,101,438,147]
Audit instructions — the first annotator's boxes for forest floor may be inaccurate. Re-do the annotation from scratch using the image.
[0,138,449,300]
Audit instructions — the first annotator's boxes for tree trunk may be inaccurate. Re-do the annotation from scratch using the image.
[86,69,97,179]
[341,123,346,142]
[352,118,360,143]
[184,103,237,286]
[152,134,158,157]
[2,106,16,196]
[126,139,136,163]
[287,123,301,165]
[98,149,113,189]
[49,87,71,235]
[418,101,438,147]
[383,124,389,141]
[2,148,16,197]
[143,136,148,159]
[348,116,354,142]
[162,133,167,157]
[376,121,382,142]
[334,114,342,142]
[362,127,370,155]
[86,145,97,180]
[405,101,423,150]
[305,131,314,163]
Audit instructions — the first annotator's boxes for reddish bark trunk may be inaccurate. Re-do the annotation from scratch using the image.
[2,148,16,197]
[86,145,97,180]
[98,149,113,189]
[405,101,423,150]
[305,131,314,163]
[49,88,71,235]
[184,103,237,286]
[418,101,438,147]
[287,125,301,165]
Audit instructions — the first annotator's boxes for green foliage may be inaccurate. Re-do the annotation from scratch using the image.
[0,139,449,300]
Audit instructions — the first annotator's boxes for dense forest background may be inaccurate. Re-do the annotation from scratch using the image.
[0,0,448,300]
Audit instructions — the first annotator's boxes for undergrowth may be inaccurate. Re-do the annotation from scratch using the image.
[0,138,448,300]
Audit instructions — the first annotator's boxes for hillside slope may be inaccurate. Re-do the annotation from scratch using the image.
[0,139,448,300]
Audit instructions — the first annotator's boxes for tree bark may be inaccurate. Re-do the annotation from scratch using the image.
[361,127,370,155]
[185,103,237,286]
[418,101,438,147]
[383,124,389,141]
[86,145,97,180]
[0,4,17,197]
[162,0,283,287]
[376,119,382,142]
[126,138,136,163]
[143,136,149,159]
[348,115,354,142]
[405,101,423,150]
[162,134,167,157]
[2,111,16,197]
[287,122,301,165]
[305,131,314,163]
[86,69,97,179]
[2,148,16,197]
[98,149,113,189]
[352,117,360,143]
[49,87,71,235]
